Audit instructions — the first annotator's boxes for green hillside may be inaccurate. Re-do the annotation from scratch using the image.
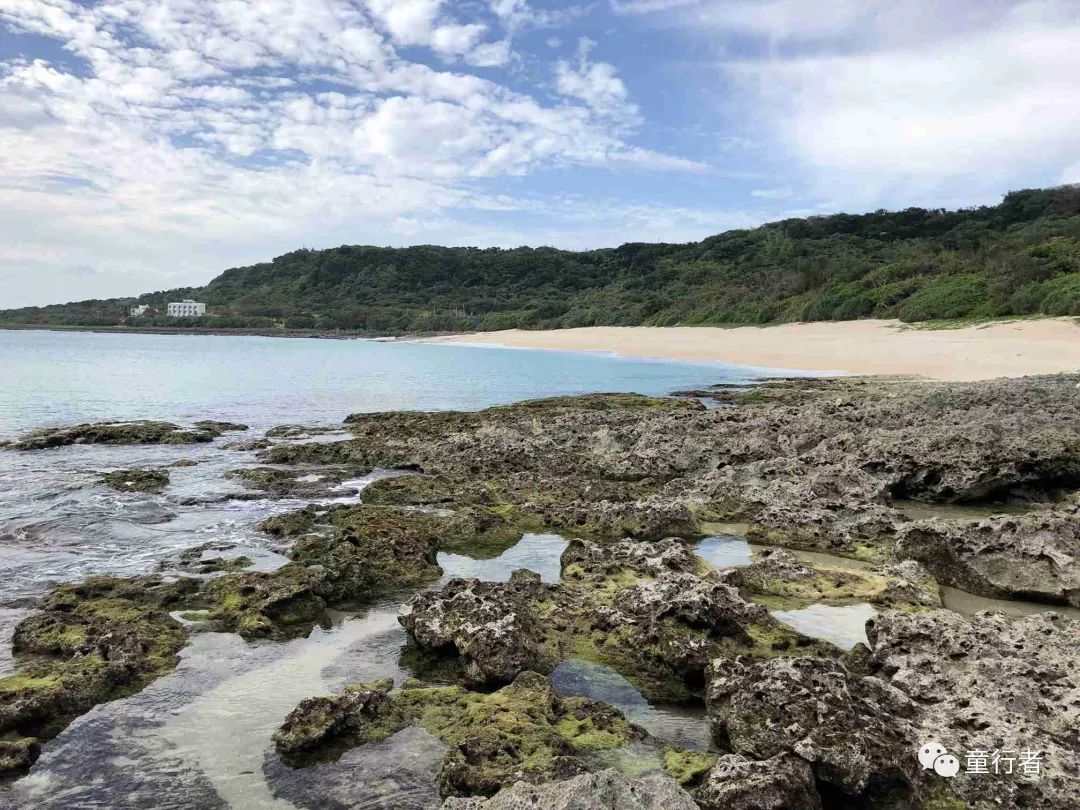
[4,185,1079,332]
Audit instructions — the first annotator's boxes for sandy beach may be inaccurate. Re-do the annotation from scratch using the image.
[424,318,1080,381]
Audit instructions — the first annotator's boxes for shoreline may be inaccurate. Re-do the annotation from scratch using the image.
[0,324,398,340]
[421,318,1080,382]
[5,318,1080,382]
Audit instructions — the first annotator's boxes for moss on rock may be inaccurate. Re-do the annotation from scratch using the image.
[199,564,328,639]
[100,468,170,494]
[0,576,191,776]
[402,539,840,705]
[225,466,366,499]
[0,735,41,777]
[662,746,717,788]
[728,549,941,610]
[8,420,217,450]
[275,671,644,799]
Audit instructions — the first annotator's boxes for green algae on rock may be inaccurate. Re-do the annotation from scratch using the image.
[362,472,699,546]
[274,671,645,799]
[168,542,253,574]
[257,376,1080,608]
[261,500,542,601]
[192,420,248,434]
[100,467,170,494]
[400,539,839,704]
[6,420,220,450]
[0,736,41,777]
[661,746,717,788]
[225,466,367,499]
[722,548,941,610]
[195,503,467,638]
[5,376,1080,801]
[0,576,191,778]
[198,564,330,638]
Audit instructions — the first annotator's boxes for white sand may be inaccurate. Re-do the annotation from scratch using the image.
[423,318,1080,381]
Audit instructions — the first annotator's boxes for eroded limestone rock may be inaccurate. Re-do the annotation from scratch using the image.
[439,768,698,810]
[401,539,837,702]
[862,608,1080,809]
[722,548,941,609]
[693,753,821,810]
[399,571,554,686]
[897,512,1080,606]
[707,656,920,803]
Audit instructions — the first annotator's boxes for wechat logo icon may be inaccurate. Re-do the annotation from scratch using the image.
[919,742,959,778]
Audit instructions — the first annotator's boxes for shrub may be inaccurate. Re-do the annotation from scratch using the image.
[897,274,988,321]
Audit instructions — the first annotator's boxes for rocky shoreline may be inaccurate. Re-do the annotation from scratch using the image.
[1,374,1078,808]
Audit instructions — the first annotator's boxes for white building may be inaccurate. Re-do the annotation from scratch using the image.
[130,304,149,317]
[167,300,206,317]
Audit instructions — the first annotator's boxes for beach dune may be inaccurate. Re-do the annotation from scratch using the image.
[425,318,1080,381]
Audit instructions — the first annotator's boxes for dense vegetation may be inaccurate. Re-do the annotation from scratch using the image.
[5,185,1079,332]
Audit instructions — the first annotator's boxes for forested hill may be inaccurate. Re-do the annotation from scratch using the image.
[5,185,1079,332]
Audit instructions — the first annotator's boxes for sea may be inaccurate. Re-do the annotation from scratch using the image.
[0,328,776,810]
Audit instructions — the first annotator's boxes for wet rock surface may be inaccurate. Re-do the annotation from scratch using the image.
[275,678,396,755]
[255,376,1080,604]
[0,576,191,777]
[165,542,253,574]
[5,420,229,450]
[224,466,365,499]
[264,424,346,439]
[191,420,248,434]
[223,437,273,451]
[721,548,941,609]
[4,376,1080,806]
[100,467,170,494]
[275,671,646,799]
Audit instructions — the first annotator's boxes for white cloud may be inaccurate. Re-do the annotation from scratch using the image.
[429,23,487,55]
[555,38,637,122]
[0,0,703,306]
[366,0,442,45]
[732,9,1080,203]
[613,0,872,41]
[466,39,512,67]
[622,0,1080,207]
[364,0,510,65]
[489,0,588,34]
[610,0,698,13]
[750,187,793,200]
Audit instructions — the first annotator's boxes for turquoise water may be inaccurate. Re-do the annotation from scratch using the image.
[0,329,781,809]
[0,329,776,436]
[0,328,772,606]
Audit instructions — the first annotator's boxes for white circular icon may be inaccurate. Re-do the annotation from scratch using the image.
[933,754,960,778]
[918,742,947,770]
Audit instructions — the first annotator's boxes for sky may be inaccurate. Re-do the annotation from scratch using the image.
[2,0,1079,307]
